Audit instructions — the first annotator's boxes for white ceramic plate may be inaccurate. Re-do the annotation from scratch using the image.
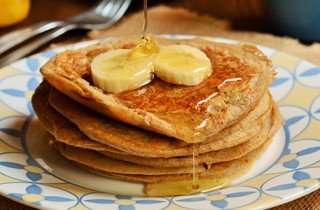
[0,35,319,210]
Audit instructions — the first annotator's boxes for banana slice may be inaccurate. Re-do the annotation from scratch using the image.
[91,49,154,93]
[153,44,212,86]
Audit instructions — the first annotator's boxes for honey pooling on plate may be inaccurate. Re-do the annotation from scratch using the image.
[145,176,231,196]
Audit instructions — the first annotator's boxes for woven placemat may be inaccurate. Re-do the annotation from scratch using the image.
[0,196,37,210]
[1,5,319,210]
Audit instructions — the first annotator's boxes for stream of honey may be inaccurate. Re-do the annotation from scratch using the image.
[142,0,148,35]
[192,143,200,190]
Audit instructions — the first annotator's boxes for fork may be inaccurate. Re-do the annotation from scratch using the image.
[0,0,132,67]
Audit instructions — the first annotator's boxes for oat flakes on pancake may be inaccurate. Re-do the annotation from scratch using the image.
[48,86,273,158]
[40,37,274,143]
[53,135,275,183]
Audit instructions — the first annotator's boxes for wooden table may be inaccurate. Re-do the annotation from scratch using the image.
[0,0,319,209]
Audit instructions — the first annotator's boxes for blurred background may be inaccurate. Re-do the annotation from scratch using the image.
[1,0,319,43]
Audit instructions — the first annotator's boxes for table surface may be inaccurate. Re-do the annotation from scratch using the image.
[0,0,319,209]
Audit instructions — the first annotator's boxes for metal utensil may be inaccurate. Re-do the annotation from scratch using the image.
[0,0,132,67]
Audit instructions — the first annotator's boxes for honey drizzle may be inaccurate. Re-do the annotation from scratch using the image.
[142,0,148,35]
[192,143,200,190]
[138,0,228,196]
[136,0,158,54]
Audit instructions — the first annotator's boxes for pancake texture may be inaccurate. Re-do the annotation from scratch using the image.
[40,37,275,143]
[32,82,113,152]
[53,135,276,183]
[33,82,281,169]
[31,37,283,195]
[48,86,273,157]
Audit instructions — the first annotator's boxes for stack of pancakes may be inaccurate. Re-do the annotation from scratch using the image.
[32,37,283,191]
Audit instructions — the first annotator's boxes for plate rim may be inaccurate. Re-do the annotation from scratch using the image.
[0,35,319,210]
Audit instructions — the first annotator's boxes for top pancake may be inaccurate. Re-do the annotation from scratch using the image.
[40,37,274,143]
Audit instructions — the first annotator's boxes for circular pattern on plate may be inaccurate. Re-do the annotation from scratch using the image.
[1,183,78,208]
[262,168,320,198]
[0,152,63,183]
[294,60,320,88]
[81,193,170,210]
[279,106,311,140]
[0,75,42,115]
[172,186,261,209]
[265,139,320,174]
[0,35,319,210]
[310,95,320,121]
[0,116,26,151]
[268,66,295,103]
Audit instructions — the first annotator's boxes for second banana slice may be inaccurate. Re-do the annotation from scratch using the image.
[153,44,212,86]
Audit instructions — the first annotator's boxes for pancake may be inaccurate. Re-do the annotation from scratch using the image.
[32,82,281,169]
[40,37,274,143]
[53,134,275,183]
[31,81,118,152]
[98,103,280,167]
[47,84,273,158]
[33,81,268,158]
[53,141,208,175]
[32,37,283,196]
